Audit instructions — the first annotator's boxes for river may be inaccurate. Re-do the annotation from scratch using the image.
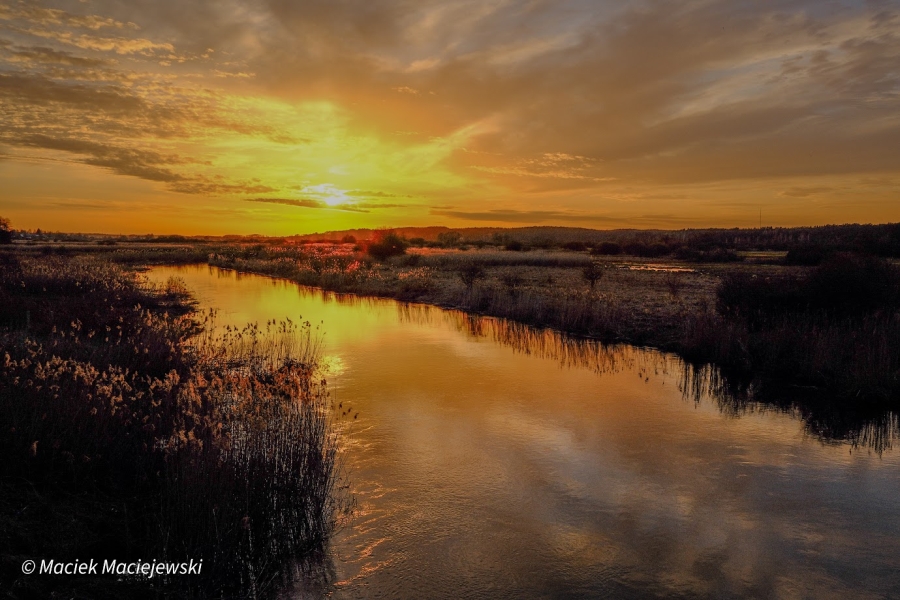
[146,265,900,599]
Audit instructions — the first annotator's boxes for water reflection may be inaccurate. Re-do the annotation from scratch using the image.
[395,301,899,455]
[146,265,900,600]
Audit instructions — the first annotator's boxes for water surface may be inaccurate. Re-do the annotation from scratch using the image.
[146,265,900,600]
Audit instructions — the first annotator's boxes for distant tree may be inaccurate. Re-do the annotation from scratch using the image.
[665,273,684,299]
[458,262,486,290]
[437,231,462,247]
[591,242,621,256]
[366,231,407,260]
[0,217,12,244]
[341,234,356,244]
[562,241,587,252]
[504,240,525,251]
[582,261,604,290]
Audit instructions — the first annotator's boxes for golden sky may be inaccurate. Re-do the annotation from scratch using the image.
[0,0,898,234]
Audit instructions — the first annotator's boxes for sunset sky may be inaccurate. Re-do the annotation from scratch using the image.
[0,0,898,235]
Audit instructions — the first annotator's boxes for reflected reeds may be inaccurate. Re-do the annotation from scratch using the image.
[397,299,900,455]
[173,265,900,454]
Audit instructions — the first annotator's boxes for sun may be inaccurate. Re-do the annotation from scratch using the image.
[323,194,346,206]
[300,183,349,207]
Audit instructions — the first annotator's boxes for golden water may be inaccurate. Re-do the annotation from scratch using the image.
[147,265,900,599]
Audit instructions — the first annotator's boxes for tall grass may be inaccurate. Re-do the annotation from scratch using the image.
[0,254,347,598]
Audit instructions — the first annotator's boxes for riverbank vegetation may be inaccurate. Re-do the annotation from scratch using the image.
[0,252,346,598]
[209,244,898,403]
[4,220,900,409]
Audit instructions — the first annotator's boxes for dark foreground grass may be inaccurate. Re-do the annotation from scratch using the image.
[0,254,347,598]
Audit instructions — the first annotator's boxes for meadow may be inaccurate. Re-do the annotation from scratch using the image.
[0,251,347,598]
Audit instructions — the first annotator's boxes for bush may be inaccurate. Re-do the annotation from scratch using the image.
[504,240,525,251]
[807,253,899,317]
[676,247,743,263]
[437,232,462,247]
[366,231,407,260]
[582,261,604,290]
[561,241,587,251]
[623,241,671,257]
[0,216,12,244]
[785,246,829,266]
[717,253,899,323]
[591,242,622,256]
[458,262,486,289]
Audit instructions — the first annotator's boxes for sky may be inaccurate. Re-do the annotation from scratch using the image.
[0,0,898,235]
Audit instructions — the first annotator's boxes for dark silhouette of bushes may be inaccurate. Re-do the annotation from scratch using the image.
[806,253,899,317]
[784,246,829,266]
[591,242,622,255]
[581,261,604,290]
[675,247,743,263]
[366,231,408,260]
[718,254,899,324]
[622,241,671,258]
[458,262,486,290]
[0,216,11,244]
[705,253,900,401]
[561,241,587,251]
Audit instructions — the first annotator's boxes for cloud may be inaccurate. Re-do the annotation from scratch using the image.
[0,4,137,31]
[344,189,411,198]
[431,208,616,224]
[246,197,369,212]
[780,186,836,198]
[6,45,116,67]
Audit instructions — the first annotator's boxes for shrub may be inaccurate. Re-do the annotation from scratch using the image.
[366,231,407,260]
[562,241,587,251]
[785,245,829,266]
[0,216,12,244]
[591,242,622,256]
[458,262,486,290]
[582,261,604,290]
[807,253,899,317]
[437,231,462,247]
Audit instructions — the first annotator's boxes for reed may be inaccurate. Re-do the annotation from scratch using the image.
[0,254,347,598]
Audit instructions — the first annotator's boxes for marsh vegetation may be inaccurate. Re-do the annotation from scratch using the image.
[8,222,898,407]
[0,253,347,598]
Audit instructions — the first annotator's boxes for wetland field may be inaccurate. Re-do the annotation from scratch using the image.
[2,225,900,598]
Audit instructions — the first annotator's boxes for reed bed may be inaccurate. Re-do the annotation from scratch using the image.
[0,254,347,598]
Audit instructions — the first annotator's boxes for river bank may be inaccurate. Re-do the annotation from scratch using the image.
[7,240,899,403]
[199,244,900,406]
